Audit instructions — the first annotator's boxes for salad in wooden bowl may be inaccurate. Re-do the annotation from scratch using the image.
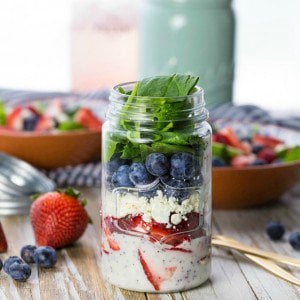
[0,99,103,169]
[211,120,300,209]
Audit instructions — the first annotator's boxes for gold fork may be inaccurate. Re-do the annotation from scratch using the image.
[212,235,300,285]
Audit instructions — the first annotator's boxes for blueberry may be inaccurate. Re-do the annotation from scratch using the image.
[3,256,23,274]
[33,246,57,268]
[170,153,195,180]
[21,245,37,264]
[106,158,131,177]
[129,163,154,186]
[241,136,252,143]
[146,153,170,176]
[212,157,227,167]
[23,115,39,131]
[289,232,300,250]
[252,144,264,154]
[188,174,203,186]
[0,258,2,271]
[111,165,134,188]
[265,221,285,240]
[9,262,31,282]
[251,158,267,166]
[163,177,190,203]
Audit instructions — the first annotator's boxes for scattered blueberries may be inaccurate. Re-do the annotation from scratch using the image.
[9,262,31,282]
[289,232,300,250]
[33,246,57,268]
[265,221,285,240]
[252,144,264,154]
[106,158,131,178]
[129,163,154,186]
[107,152,203,202]
[212,157,227,167]
[1,246,57,283]
[3,256,23,274]
[23,115,39,131]
[170,153,196,180]
[146,153,170,176]
[111,165,134,188]
[21,245,37,264]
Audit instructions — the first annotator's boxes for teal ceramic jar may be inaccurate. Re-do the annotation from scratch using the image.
[138,0,235,108]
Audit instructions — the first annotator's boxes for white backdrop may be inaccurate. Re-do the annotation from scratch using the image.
[0,0,299,113]
[233,0,300,112]
[0,0,72,91]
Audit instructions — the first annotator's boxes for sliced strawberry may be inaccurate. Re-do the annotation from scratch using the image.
[104,223,120,251]
[138,249,176,291]
[217,127,251,153]
[0,222,8,253]
[150,225,188,246]
[101,243,109,255]
[35,116,56,132]
[253,134,283,149]
[257,148,277,163]
[6,106,22,130]
[75,108,102,131]
[166,247,192,253]
[165,266,177,277]
[27,105,41,117]
[231,154,256,167]
[119,215,151,234]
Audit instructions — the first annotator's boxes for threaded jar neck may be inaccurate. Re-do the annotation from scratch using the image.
[107,82,209,130]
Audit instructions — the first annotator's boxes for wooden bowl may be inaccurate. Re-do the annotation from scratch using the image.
[212,121,300,209]
[0,129,101,169]
[213,162,300,209]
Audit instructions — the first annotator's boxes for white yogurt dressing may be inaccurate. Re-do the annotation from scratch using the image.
[101,233,211,292]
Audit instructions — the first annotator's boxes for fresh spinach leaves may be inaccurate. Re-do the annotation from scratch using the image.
[136,74,199,97]
[107,74,202,163]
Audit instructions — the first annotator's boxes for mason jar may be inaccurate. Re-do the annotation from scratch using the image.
[138,0,235,108]
[101,82,212,292]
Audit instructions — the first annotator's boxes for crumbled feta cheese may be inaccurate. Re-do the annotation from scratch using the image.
[104,189,204,226]
[171,213,182,225]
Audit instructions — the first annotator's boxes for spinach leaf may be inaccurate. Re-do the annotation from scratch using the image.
[58,121,84,131]
[0,101,6,125]
[105,139,119,162]
[108,74,201,162]
[212,142,242,163]
[120,142,141,161]
[277,146,300,162]
[160,132,190,145]
[136,74,199,97]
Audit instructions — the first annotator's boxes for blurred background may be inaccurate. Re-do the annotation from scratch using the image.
[0,0,300,112]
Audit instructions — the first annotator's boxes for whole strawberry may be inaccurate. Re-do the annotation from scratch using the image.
[30,188,90,249]
[0,222,8,253]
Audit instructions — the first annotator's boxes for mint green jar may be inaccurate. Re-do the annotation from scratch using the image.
[138,0,235,108]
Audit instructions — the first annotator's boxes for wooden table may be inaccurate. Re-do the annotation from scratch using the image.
[1,186,300,300]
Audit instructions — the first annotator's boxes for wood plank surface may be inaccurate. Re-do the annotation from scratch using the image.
[0,186,300,300]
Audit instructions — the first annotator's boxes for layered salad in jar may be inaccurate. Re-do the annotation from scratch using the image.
[101,74,212,292]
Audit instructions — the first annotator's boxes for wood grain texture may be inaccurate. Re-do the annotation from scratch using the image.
[0,186,300,299]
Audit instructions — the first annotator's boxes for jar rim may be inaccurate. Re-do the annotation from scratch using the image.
[110,81,205,102]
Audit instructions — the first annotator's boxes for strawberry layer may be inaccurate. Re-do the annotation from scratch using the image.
[101,232,211,292]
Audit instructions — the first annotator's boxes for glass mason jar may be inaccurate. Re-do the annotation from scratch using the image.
[138,0,235,108]
[101,82,212,292]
